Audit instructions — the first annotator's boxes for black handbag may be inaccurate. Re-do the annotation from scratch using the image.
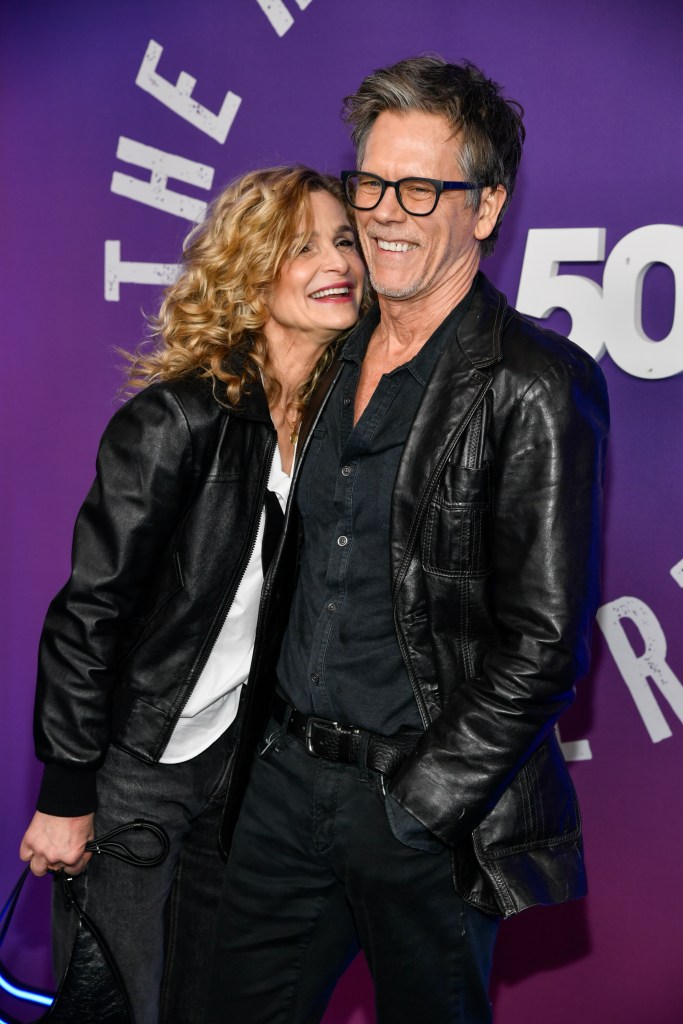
[0,820,169,1024]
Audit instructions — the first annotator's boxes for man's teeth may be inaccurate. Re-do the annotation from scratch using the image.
[310,286,350,299]
[377,240,416,252]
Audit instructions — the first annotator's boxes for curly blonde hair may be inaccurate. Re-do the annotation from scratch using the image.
[127,165,357,416]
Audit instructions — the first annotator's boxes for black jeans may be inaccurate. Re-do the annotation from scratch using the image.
[207,718,498,1024]
[53,721,237,1024]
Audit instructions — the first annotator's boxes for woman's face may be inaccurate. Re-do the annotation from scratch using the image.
[265,191,365,349]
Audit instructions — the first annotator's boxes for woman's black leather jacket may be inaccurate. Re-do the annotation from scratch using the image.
[34,372,276,816]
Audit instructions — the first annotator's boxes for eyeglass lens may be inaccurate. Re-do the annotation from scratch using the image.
[346,174,438,214]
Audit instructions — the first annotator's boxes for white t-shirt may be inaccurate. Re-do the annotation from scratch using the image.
[160,445,291,763]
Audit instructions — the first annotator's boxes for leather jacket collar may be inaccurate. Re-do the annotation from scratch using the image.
[390,274,505,576]
[456,271,507,369]
[215,348,272,425]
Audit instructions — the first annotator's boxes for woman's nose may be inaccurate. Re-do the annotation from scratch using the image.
[323,244,351,271]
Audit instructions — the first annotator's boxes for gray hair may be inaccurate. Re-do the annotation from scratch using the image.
[343,56,525,257]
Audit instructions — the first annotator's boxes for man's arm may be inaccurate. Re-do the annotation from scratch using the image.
[388,349,609,846]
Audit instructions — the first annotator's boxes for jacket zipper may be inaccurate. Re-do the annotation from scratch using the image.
[228,365,345,751]
[260,362,345,610]
[159,426,277,753]
[467,393,490,470]
[392,380,491,729]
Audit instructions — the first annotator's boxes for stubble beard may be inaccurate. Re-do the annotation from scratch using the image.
[360,230,425,300]
[368,267,425,300]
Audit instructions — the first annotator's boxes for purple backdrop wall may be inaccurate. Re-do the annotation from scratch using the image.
[3,2,683,1021]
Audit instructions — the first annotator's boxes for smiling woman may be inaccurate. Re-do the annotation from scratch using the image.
[263,190,365,452]
[266,191,365,389]
[18,165,365,1024]
[131,168,365,468]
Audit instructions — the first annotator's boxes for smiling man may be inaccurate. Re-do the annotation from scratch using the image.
[208,58,609,1024]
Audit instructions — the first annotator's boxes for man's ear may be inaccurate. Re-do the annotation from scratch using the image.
[474,185,507,242]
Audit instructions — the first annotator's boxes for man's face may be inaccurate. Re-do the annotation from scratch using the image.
[355,110,491,302]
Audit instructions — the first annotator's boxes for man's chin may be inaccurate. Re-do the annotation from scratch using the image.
[369,272,423,301]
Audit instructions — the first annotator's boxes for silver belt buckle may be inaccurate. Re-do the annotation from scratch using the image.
[305,716,339,756]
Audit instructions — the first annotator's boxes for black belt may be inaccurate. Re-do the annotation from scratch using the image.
[271,692,421,777]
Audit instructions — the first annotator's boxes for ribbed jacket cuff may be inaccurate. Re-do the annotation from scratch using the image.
[36,764,98,816]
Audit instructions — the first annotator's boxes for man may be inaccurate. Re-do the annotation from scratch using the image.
[208,57,609,1023]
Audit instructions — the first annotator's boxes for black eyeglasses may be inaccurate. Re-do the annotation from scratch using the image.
[341,171,482,217]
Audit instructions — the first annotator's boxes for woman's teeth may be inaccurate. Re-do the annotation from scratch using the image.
[310,286,350,298]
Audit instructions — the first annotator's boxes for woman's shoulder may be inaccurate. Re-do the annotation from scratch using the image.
[118,374,228,424]
[93,377,228,463]
[109,366,271,443]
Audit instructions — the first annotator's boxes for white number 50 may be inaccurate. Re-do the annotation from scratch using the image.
[516,225,683,379]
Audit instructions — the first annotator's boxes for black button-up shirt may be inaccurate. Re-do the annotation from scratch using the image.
[277,289,473,735]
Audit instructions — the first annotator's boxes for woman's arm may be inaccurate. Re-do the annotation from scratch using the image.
[33,384,197,817]
[20,811,94,876]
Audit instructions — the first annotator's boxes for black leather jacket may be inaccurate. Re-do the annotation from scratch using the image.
[34,371,276,816]
[221,274,609,918]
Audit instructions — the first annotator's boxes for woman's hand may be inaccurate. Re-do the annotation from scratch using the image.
[19,810,95,876]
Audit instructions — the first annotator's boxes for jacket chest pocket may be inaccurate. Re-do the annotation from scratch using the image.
[421,463,492,578]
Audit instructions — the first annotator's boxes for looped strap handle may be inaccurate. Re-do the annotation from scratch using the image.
[1,819,169,944]
[84,818,169,867]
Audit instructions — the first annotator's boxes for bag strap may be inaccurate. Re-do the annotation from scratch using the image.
[0,819,169,945]
[84,818,169,867]
[0,865,31,949]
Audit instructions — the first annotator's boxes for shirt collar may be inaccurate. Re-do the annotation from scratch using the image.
[339,279,477,388]
[340,303,380,367]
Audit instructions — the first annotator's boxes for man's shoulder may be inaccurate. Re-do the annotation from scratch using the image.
[457,273,606,402]
[458,273,588,366]
[505,307,602,377]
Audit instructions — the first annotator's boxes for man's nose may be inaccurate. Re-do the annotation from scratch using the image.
[371,183,405,220]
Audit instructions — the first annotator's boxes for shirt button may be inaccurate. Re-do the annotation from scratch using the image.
[337,535,348,547]
[343,396,352,407]
[327,602,337,612]
[310,673,320,684]
[341,465,352,477]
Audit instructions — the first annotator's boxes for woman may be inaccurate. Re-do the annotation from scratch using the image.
[19,165,365,1024]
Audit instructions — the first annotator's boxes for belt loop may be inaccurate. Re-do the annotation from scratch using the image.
[276,701,292,751]
[357,729,371,771]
